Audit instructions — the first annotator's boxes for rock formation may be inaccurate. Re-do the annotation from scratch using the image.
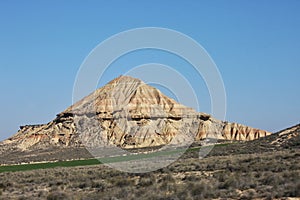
[1,76,271,150]
[271,123,300,146]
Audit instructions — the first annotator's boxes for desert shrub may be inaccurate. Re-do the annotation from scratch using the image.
[206,163,216,170]
[183,174,201,182]
[160,181,172,192]
[260,172,285,187]
[38,190,48,197]
[161,173,175,183]
[47,191,70,200]
[91,180,106,191]
[48,179,65,187]
[174,187,193,200]
[214,171,227,182]
[0,183,5,190]
[189,181,215,199]
[112,177,135,187]
[78,182,89,189]
[283,181,300,197]
[0,181,13,191]
[218,176,238,190]
[138,176,155,187]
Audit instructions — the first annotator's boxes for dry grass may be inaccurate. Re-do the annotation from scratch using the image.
[0,149,299,199]
[0,126,299,199]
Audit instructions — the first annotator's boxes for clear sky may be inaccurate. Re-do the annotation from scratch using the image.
[0,0,299,141]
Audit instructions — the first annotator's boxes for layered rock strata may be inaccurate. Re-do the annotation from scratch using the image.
[2,76,271,150]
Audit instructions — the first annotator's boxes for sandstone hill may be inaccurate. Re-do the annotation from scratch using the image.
[0,76,271,151]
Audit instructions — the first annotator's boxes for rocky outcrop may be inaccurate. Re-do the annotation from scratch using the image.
[2,76,271,150]
[195,115,270,141]
[4,113,76,150]
[271,123,300,146]
[222,122,270,140]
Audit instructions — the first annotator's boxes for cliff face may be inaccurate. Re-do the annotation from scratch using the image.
[3,76,271,150]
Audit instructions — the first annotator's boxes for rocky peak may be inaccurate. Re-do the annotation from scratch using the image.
[65,75,196,119]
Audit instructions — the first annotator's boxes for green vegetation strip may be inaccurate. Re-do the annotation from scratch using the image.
[0,159,101,173]
[0,143,231,173]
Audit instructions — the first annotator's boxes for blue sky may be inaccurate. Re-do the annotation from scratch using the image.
[0,0,300,141]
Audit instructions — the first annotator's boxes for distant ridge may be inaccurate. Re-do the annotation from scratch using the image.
[271,123,300,147]
[275,123,300,135]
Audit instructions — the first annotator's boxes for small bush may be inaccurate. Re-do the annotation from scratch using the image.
[47,191,70,200]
